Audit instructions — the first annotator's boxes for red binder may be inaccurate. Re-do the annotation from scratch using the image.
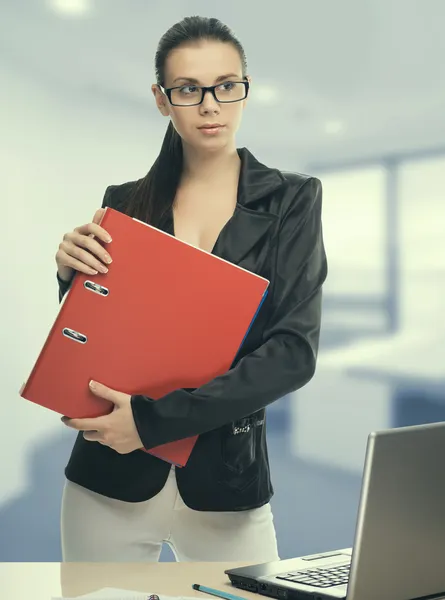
[20,207,269,467]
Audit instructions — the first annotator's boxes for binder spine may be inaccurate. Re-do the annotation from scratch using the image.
[233,288,269,361]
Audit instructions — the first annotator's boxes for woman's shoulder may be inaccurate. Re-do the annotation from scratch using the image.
[242,148,320,216]
[279,169,321,190]
[101,178,144,209]
[274,167,322,219]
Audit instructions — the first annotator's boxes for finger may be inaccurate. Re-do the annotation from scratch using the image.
[76,222,112,245]
[57,243,107,275]
[62,415,107,431]
[83,430,105,442]
[70,229,112,259]
[63,232,112,269]
[56,249,99,276]
[92,208,106,225]
[87,210,107,241]
[88,380,122,404]
[59,241,110,274]
[57,246,104,276]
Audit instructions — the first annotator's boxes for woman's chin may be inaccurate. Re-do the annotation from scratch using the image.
[194,134,232,152]
[181,130,234,154]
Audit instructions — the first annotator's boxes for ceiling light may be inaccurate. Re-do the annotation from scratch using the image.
[251,84,279,106]
[47,0,93,17]
[325,120,344,135]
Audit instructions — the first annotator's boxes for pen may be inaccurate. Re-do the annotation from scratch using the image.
[192,583,247,600]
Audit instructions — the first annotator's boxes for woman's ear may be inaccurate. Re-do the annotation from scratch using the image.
[151,84,170,117]
[243,75,252,108]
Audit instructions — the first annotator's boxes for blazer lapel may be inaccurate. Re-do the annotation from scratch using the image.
[159,147,285,266]
[212,205,278,265]
[212,148,284,265]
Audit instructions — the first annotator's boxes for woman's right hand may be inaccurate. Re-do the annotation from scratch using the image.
[55,208,113,282]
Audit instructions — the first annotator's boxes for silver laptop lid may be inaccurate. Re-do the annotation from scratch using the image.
[348,421,445,600]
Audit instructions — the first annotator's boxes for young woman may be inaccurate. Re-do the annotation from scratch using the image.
[56,16,328,562]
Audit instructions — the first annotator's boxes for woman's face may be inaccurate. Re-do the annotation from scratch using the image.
[152,40,249,153]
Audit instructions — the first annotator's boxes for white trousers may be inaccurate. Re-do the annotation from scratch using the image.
[61,465,280,562]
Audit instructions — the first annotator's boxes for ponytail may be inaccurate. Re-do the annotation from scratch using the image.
[125,121,183,227]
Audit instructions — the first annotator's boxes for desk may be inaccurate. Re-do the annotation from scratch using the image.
[0,562,257,600]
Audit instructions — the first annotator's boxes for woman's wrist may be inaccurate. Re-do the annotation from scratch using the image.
[57,266,75,283]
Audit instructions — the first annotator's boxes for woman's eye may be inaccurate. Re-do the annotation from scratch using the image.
[180,85,198,94]
[219,82,235,91]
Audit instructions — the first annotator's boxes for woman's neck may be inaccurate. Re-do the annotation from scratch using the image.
[181,143,241,186]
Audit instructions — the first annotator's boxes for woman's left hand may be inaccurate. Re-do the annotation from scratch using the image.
[62,380,144,454]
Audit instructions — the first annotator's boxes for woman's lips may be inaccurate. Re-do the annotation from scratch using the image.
[198,125,226,135]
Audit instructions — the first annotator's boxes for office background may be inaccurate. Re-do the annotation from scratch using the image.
[1,0,444,561]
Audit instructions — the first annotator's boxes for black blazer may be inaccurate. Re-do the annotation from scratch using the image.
[59,147,328,511]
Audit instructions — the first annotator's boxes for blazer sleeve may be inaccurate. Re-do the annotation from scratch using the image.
[131,176,328,450]
[56,186,115,303]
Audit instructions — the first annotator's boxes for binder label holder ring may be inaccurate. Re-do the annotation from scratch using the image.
[62,328,88,344]
[84,280,109,296]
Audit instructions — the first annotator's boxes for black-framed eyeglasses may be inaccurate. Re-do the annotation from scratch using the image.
[159,79,249,107]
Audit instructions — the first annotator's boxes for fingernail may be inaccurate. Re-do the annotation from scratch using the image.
[89,380,95,388]
[106,237,112,243]
[104,254,112,264]
[99,265,108,273]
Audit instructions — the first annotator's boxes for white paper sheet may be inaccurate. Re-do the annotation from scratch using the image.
[52,589,193,600]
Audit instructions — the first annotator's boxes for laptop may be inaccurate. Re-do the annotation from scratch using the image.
[225,421,445,600]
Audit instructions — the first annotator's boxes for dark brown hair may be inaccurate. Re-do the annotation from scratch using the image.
[124,16,248,227]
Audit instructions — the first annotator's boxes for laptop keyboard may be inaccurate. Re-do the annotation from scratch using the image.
[277,563,351,589]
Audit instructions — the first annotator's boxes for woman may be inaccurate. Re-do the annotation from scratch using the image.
[56,16,328,562]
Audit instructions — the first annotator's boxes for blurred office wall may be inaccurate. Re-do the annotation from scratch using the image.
[1,0,444,561]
